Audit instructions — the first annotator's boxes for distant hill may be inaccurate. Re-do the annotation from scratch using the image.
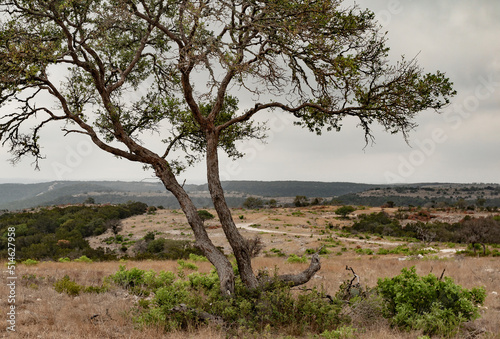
[218,181,375,197]
[0,180,376,210]
[0,180,498,210]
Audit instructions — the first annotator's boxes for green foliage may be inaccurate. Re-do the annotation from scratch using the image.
[21,259,39,265]
[58,257,71,263]
[109,265,176,296]
[242,197,264,209]
[143,231,155,242]
[268,247,286,257]
[294,196,309,207]
[286,254,308,263]
[74,255,92,263]
[147,206,157,215]
[354,248,374,255]
[0,203,147,261]
[107,264,487,337]
[177,259,198,271]
[111,266,344,336]
[83,285,108,294]
[334,206,356,218]
[319,326,356,339]
[54,275,82,296]
[111,266,146,289]
[54,275,108,296]
[197,210,214,222]
[348,212,493,250]
[306,247,331,255]
[188,253,208,262]
[136,237,203,260]
[377,267,486,336]
[350,212,402,236]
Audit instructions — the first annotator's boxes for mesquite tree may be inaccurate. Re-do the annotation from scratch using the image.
[0,0,455,295]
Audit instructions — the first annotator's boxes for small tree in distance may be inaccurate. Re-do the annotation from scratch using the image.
[335,206,356,219]
[242,197,264,209]
[0,0,455,295]
[197,210,215,225]
[294,196,309,207]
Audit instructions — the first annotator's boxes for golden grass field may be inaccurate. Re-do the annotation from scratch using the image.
[1,206,499,338]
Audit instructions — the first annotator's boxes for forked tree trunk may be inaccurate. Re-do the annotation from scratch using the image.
[205,131,322,290]
[153,161,235,296]
[206,131,259,289]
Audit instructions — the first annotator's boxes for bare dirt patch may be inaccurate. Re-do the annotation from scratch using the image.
[87,206,486,258]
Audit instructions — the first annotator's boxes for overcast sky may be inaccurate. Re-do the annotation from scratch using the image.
[1,0,499,185]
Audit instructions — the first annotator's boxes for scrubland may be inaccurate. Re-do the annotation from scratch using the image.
[2,206,500,338]
[1,255,499,338]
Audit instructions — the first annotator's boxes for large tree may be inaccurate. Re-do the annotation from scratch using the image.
[0,0,455,295]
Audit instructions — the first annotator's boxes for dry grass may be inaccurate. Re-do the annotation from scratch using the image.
[3,206,500,338]
[1,255,499,338]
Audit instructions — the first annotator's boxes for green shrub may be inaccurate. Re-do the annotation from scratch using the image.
[110,265,145,288]
[58,257,71,263]
[54,275,108,295]
[354,248,373,255]
[177,259,198,271]
[54,275,82,296]
[143,231,155,241]
[269,248,286,257]
[197,209,214,222]
[21,259,39,265]
[120,266,345,336]
[320,326,356,339]
[335,206,356,218]
[306,247,331,255]
[377,266,485,336]
[83,285,108,294]
[74,255,93,263]
[286,254,307,263]
[188,253,208,262]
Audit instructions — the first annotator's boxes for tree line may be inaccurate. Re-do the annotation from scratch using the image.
[0,202,148,261]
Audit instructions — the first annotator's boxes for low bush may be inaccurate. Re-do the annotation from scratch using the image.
[21,259,39,265]
[135,238,203,260]
[188,253,208,262]
[177,259,198,271]
[54,275,109,296]
[112,266,346,336]
[54,275,82,296]
[377,266,486,336]
[101,263,489,337]
[74,255,93,263]
[286,254,308,263]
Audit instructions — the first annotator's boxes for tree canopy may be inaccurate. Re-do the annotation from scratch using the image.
[0,0,456,294]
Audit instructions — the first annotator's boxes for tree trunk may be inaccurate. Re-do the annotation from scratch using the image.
[153,161,235,296]
[205,130,322,290]
[277,252,321,287]
[206,131,259,289]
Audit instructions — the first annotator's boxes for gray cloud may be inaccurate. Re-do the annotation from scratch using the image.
[1,0,499,184]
